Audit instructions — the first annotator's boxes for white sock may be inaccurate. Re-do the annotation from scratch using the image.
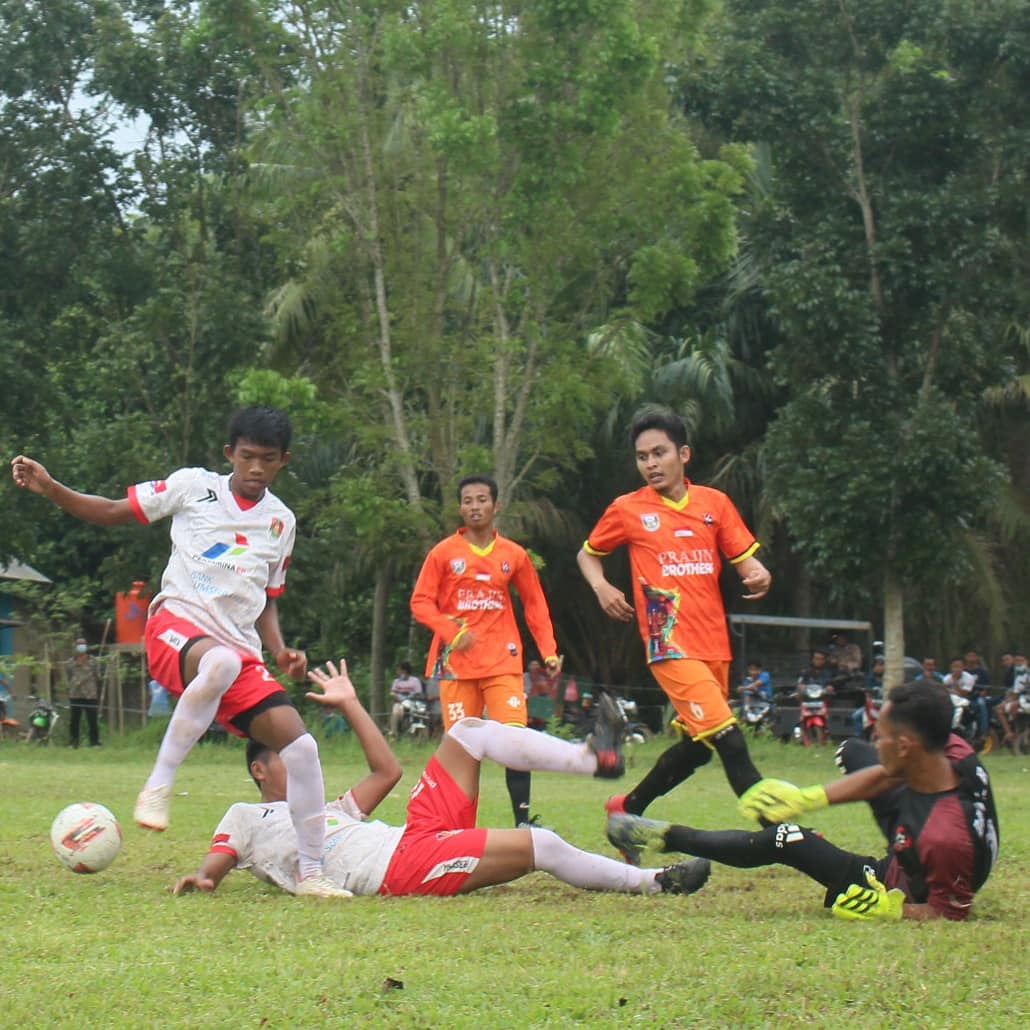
[529,827,661,894]
[448,718,597,775]
[144,647,241,790]
[279,733,327,881]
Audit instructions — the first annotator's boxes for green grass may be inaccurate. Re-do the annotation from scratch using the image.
[1,732,1028,1028]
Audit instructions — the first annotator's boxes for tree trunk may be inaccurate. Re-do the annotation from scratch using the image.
[369,562,391,726]
[883,566,906,690]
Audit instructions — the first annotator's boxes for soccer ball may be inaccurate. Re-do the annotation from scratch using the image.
[50,802,122,874]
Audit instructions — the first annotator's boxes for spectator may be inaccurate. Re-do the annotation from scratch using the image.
[829,632,863,675]
[1000,651,1016,690]
[64,637,102,748]
[915,657,944,683]
[961,648,992,737]
[943,656,985,738]
[995,649,1029,745]
[388,662,424,738]
[849,656,885,738]
[739,660,773,702]
[798,648,835,688]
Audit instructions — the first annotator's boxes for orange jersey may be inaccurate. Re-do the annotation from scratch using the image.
[584,481,759,662]
[410,529,558,680]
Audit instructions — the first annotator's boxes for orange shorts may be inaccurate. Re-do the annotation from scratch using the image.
[145,608,286,738]
[651,658,735,741]
[438,674,526,730]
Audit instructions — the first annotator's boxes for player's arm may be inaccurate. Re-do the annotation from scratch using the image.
[306,659,402,816]
[576,547,634,622]
[172,850,236,895]
[410,552,473,649]
[511,557,560,667]
[10,455,134,526]
[255,598,306,679]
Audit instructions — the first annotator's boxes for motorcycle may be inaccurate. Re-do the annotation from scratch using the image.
[795,682,833,747]
[23,695,59,744]
[735,688,776,737]
[398,694,431,743]
[615,696,654,745]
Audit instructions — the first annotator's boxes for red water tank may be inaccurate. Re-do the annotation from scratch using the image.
[115,581,151,644]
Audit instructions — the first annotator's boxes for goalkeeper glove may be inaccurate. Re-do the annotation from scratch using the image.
[737,778,829,824]
[832,869,905,922]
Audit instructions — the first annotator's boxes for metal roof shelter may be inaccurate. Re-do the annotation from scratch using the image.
[0,561,52,584]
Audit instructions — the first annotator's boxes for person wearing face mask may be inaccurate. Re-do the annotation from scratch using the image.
[64,638,103,747]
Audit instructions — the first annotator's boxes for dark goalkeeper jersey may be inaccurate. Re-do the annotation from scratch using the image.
[883,735,999,919]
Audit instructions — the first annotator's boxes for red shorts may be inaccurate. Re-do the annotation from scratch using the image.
[144,608,286,738]
[378,755,488,897]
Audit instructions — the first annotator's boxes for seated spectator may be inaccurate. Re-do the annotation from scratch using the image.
[388,662,424,738]
[798,648,835,689]
[739,660,773,702]
[915,657,944,683]
[1000,651,1016,690]
[995,649,1029,745]
[849,656,885,738]
[829,632,863,676]
[943,656,987,738]
[961,647,992,737]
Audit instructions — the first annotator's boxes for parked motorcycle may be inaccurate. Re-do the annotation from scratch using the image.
[23,695,59,744]
[795,682,833,747]
[397,694,431,743]
[735,689,777,738]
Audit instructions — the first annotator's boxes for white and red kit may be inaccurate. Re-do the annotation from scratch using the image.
[128,468,295,658]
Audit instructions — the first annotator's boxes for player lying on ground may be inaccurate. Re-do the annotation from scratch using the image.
[173,660,710,899]
[607,680,998,921]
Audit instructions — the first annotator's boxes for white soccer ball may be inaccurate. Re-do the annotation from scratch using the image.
[50,802,122,874]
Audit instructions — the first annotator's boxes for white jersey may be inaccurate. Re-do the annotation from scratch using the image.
[210,792,404,896]
[128,468,295,657]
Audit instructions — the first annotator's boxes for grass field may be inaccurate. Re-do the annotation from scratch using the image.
[1,730,1027,1029]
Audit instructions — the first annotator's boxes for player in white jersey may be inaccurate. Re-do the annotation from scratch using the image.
[173,659,712,899]
[11,407,348,897]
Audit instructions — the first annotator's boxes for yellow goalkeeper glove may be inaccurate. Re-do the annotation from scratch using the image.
[832,869,905,922]
[737,778,829,824]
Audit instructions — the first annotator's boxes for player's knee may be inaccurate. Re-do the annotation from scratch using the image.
[279,730,319,769]
[447,717,490,759]
[526,826,561,871]
[710,723,747,763]
[195,646,243,690]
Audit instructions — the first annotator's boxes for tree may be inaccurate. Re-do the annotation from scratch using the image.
[683,0,1028,683]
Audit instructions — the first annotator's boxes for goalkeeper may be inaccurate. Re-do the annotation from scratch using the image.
[607,680,999,921]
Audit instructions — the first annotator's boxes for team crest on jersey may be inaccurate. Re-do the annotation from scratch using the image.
[507,642,518,657]
[703,512,714,525]
[893,826,912,852]
[501,561,510,573]
[450,559,466,574]
[640,513,661,532]
[269,517,284,539]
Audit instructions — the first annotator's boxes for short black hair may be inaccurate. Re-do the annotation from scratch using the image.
[629,408,688,450]
[228,406,293,452]
[457,474,498,503]
[245,738,272,787]
[885,681,952,751]
[399,661,412,675]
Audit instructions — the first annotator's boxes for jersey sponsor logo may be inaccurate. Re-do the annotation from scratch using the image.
[201,532,250,561]
[450,559,466,574]
[420,855,480,883]
[475,573,491,582]
[435,829,463,840]
[661,561,715,577]
[640,513,660,532]
[774,823,804,848]
[674,529,693,537]
[456,587,505,611]
[269,517,284,539]
[158,628,189,651]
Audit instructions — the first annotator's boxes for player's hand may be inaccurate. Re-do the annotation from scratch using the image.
[275,647,307,679]
[593,580,634,622]
[737,778,828,824]
[10,454,54,495]
[739,562,772,601]
[832,869,905,922]
[450,628,476,652]
[172,873,217,895]
[306,659,357,708]
[545,655,565,676]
